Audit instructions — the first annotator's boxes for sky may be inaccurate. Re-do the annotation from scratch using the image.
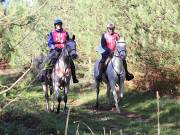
[1,0,33,7]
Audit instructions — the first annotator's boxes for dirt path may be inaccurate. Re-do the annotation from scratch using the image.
[69,96,150,123]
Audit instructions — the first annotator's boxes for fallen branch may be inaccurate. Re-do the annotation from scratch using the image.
[0,0,49,26]
[1,66,39,111]
[0,88,27,112]
[1,96,19,110]
[0,84,8,89]
[0,61,33,95]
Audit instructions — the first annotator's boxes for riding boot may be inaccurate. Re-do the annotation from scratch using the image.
[123,60,134,81]
[39,49,58,83]
[39,69,47,82]
[70,60,79,83]
[96,62,105,82]
[39,59,54,83]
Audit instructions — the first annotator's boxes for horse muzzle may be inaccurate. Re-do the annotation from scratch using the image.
[71,54,78,60]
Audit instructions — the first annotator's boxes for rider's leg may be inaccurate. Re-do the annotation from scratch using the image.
[49,48,62,72]
[123,59,134,81]
[70,59,79,83]
[39,69,47,82]
[39,49,57,82]
[96,54,107,82]
[47,49,62,85]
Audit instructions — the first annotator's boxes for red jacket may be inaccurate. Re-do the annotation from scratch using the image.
[104,32,119,52]
[52,29,67,49]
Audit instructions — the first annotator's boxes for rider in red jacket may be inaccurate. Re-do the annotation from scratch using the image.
[39,18,79,83]
[96,22,134,81]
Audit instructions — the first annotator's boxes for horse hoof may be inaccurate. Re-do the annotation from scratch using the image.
[94,104,98,109]
[47,109,50,113]
[46,107,50,112]
[63,111,68,116]
[50,108,54,112]
[56,109,60,113]
[116,109,120,113]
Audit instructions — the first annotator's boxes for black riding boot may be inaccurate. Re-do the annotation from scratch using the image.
[70,60,79,83]
[39,49,60,83]
[39,69,47,82]
[96,62,105,82]
[123,60,134,81]
[39,58,56,82]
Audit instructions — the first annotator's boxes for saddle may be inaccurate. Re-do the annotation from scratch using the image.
[98,56,112,81]
[98,55,113,70]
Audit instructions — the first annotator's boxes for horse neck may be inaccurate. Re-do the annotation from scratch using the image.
[56,52,71,69]
[61,56,71,67]
[111,55,124,73]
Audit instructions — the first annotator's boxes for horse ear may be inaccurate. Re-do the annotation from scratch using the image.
[72,35,75,40]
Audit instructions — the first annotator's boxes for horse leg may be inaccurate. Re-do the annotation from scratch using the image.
[50,92,55,112]
[63,86,68,113]
[50,85,54,96]
[106,83,111,105]
[110,81,120,113]
[119,77,125,98]
[95,81,100,109]
[47,85,55,112]
[54,82,61,113]
[42,83,49,112]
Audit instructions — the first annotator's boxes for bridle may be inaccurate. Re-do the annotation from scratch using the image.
[113,48,126,59]
[110,48,125,76]
[66,41,77,56]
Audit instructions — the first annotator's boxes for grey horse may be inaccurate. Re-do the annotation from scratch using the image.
[42,38,78,113]
[94,41,126,113]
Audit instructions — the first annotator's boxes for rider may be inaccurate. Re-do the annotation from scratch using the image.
[39,18,79,83]
[96,22,134,81]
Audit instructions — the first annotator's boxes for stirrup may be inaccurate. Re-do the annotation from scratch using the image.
[73,78,79,83]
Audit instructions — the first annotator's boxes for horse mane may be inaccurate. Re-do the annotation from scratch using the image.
[55,38,76,69]
[56,47,71,68]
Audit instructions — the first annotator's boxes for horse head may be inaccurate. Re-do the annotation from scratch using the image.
[59,35,78,63]
[114,39,127,60]
[66,35,78,60]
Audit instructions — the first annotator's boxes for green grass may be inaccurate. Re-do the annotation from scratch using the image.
[0,73,21,86]
[0,75,180,135]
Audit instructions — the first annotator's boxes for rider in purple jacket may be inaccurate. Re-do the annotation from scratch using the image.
[39,18,79,83]
[96,22,134,81]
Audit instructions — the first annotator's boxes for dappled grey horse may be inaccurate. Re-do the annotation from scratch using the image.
[94,40,126,113]
[42,38,78,113]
